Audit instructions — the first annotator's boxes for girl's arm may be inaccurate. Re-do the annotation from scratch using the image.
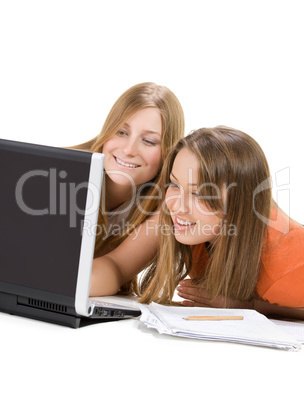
[177,279,304,320]
[252,299,304,320]
[89,215,159,297]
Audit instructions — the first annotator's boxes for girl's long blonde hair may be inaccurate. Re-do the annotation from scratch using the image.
[138,126,272,304]
[73,82,184,292]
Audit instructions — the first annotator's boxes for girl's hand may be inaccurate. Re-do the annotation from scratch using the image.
[177,280,304,320]
[177,279,253,309]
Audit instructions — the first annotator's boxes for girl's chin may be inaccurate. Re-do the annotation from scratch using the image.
[106,172,136,187]
[173,232,207,246]
[173,232,194,245]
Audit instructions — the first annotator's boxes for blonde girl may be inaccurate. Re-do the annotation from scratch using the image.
[138,126,304,319]
[85,82,184,296]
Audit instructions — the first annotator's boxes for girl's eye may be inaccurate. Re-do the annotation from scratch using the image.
[116,130,127,136]
[192,192,200,199]
[143,138,157,146]
[167,181,179,189]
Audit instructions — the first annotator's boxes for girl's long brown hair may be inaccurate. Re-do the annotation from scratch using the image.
[72,82,184,294]
[138,126,272,304]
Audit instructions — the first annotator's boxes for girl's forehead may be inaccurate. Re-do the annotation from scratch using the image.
[172,148,199,184]
[174,148,198,166]
[125,107,162,134]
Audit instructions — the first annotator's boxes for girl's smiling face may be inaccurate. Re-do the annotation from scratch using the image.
[103,107,162,187]
[165,148,221,245]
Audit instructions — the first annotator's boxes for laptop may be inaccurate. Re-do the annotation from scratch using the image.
[0,138,141,327]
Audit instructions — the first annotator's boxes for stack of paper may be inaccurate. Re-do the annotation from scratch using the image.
[270,319,304,343]
[139,303,301,351]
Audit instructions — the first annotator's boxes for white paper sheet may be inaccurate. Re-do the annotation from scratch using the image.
[271,319,304,343]
[139,303,301,351]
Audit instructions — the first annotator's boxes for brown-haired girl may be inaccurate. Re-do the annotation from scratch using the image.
[138,126,304,319]
[85,82,184,296]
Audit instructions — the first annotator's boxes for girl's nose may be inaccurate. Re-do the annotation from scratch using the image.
[123,138,138,156]
[169,191,190,214]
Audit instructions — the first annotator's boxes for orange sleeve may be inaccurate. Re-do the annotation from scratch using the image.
[257,224,304,308]
[259,265,304,307]
[190,210,304,308]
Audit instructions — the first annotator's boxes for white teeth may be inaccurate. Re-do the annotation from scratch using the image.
[115,157,139,168]
[176,217,194,226]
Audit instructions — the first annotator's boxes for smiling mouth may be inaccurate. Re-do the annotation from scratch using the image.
[174,216,196,230]
[114,156,140,169]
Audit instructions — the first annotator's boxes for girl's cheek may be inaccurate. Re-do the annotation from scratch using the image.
[148,149,162,169]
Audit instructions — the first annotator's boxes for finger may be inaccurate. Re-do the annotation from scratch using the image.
[179,279,198,288]
[181,300,195,307]
[181,300,207,307]
[179,279,192,285]
[177,288,200,300]
[177,290,210,305]
[177,285,209,299]
[178,280,207,292]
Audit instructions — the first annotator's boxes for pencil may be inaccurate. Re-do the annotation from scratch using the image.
[183,316,244,321]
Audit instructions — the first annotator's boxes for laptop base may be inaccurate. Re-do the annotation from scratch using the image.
[0,292,81,328]
[0,292,140,328]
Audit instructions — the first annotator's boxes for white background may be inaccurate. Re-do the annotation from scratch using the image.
[0,1,304,401]
[0,0,303,223]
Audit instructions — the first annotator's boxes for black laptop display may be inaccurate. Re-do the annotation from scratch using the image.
[0,139,140,327]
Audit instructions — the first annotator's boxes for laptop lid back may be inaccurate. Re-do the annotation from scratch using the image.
[0,139,103,326]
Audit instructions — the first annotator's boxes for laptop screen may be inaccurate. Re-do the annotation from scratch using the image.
[0,140,93,298]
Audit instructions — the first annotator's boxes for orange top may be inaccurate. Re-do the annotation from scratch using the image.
[190,209,304,307]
